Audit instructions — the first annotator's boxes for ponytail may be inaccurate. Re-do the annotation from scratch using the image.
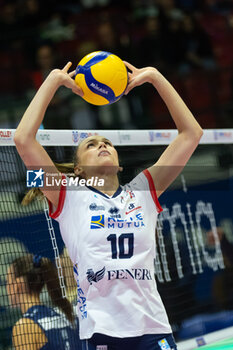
[40,257,75,324]
[12,254,75,324]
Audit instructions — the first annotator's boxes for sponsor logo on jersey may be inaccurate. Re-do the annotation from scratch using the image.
[126,190,135,199]
[89,203,105,211]
[97,346,108,350]
[86,266,106,285]
[90,215,105,229]
[109,207,119,215]
[108,207,121,218]
[73,264,87,320]
[108,268,152,281]
[158,339,171,350]
[107,217,145,229]
[86,266,152,283]
[26,169,44,187]
[90,214,145,229]
[120,190,135,203]
[125,203,142,215]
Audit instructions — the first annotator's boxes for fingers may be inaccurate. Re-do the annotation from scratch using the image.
[69,70,76,77]
[62,62,72,73]
[123,61,136,72]
[73,86,84,97]
[124,81,134,95]
[72,83,84,97]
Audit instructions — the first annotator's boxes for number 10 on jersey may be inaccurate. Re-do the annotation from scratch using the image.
[107,233,134,259]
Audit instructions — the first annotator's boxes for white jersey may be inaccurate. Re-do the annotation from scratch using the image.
[49,170,172,339]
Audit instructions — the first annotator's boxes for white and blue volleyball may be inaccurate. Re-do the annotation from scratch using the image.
[75,51,128,106]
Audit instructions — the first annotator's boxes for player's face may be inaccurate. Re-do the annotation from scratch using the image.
[75,136,119,176]
[6,266,19,307]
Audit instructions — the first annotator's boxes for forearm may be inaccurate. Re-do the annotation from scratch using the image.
[14,71,62,143]
[150,70,203,138]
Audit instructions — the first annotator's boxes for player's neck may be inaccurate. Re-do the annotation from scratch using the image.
[89,174,119,197]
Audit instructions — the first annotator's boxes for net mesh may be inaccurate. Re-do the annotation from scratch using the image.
[0,129,233,349]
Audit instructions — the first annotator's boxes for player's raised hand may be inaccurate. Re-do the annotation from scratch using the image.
[50,62,83,97]
[124,61,158,95]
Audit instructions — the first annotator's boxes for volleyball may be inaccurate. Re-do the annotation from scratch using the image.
[74,51,128,106]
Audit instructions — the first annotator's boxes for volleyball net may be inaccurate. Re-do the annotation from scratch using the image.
[0,128,233,349]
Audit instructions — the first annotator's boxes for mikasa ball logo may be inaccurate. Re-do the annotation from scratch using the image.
[90,82,109,95]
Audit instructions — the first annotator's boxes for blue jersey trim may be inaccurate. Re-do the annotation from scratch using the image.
[86,185,122,199]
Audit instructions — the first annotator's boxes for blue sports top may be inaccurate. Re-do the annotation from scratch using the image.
[22,304,80,350]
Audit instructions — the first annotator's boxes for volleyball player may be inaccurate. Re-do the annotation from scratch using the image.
[14,61,203,349]
[6,254,80,349]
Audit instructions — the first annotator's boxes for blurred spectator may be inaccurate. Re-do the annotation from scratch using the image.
[158,0,184,30]
[80,0,110,9]
[27,43,75,129]
[76,40,97,62]
[30,44,58,89]
[96,19,131,61]
[156,0,185,73]
[175,0,198,12]
[0,2,22,49]
[160,16,184,74]
[178,13,217,73]
[137,15,166,71]
[19,0,43,30]
[198,0,233,14]
[18,0,43,60]
[40,13,76,43]
[0,0,232,129]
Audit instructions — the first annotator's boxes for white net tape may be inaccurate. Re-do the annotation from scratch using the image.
[0,128,233,146]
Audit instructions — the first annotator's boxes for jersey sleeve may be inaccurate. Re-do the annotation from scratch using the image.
[128,170,163,213]
[48,174,67,219]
